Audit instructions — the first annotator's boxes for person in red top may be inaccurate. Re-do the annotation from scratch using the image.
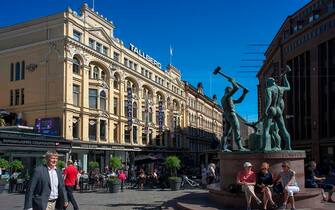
[64,160,79,210]
[118,170,127,192]
[236,162,262,210]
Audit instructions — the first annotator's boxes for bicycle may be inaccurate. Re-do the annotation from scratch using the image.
[180,175,200,189]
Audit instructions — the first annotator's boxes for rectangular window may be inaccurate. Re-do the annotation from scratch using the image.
[10,90,13,106]
[129,60,133,69]
[124,100,128,117]
[113,123,118,143]
[73,84,80,106]
[124,58,128,67]
[89,89,98,109]
[141,68,145,75]
[133,126,138,144]
[149,129,153,145]
[134,63,138,71]
[89,38,95,48]
[103,46,108,55]
[21,88,24,105]
[15,62,20,81]
[89,119,97,140]
[113,52,119,61]
[21,61,25,80]
[125,127,131,143]
[15,89,20,105]
[113,97,118,115]
[96,42,102,52]
[72,117,79,139]
[142,130,147,144]
[73,30,81,42]
[100,120,106,141]
[10,63,14,81]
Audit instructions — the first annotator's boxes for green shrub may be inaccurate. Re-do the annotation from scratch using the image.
[10,160,24,172]
[0,158,9,170]
[56,160,65,169]
[107,176,120,185]
[168,176,182,182]
[164,156,181,177]
[89,161,99,170]
[109,157,122,171]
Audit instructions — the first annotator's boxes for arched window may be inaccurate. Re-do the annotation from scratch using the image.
[100,90,107,110]
[73,57,80,74]
[93,66,99,79]
[101,70,106,81]
[133,102,138,118]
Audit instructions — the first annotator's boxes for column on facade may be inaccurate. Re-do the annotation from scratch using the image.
[151,92,157,146]
[64,58,74,140]
[82,65,90,141]
[119,80,125,144]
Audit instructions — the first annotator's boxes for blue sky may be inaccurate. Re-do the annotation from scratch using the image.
[1,0,310,121]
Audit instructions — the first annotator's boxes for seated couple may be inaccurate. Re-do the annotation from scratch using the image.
[236,161,299,210]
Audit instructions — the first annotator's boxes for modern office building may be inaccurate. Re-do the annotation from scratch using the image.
[257,0,335,161]
[0,4,223,171]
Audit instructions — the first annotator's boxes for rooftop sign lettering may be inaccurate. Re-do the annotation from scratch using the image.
[129,43,161,69]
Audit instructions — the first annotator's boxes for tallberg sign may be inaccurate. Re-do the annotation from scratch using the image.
[129,43,162,69]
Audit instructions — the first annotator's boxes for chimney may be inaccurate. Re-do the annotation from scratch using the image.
[197,82,203,94]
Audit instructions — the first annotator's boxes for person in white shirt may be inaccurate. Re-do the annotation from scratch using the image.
[24,151,68,210]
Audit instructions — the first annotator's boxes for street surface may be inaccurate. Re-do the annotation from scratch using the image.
[0,188,334,210]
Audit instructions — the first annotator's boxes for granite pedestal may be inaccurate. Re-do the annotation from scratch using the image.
[207,151,324,209]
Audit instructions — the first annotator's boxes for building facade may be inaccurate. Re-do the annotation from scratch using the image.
[257,0,335,161]
[0,4,223,171]
[184,83,223,165]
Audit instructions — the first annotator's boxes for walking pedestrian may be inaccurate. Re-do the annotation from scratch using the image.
[24,151,68,210]
[118,170,127,192]
[64,160,79,210]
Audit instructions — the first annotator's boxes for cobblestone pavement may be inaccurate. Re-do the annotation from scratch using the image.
[0,188,204,210]
[1,188,334,210]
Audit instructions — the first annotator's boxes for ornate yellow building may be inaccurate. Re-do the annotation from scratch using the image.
[0,4,223,171]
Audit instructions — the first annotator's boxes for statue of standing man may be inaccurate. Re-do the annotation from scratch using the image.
[221,78,249,152]
[262,65,292,151]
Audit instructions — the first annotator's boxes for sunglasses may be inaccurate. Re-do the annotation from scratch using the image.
[261,168,267,170]
[282,165,288,168]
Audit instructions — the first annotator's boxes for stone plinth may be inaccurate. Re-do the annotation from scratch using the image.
[207,150,323,209]
[219,151,306,190]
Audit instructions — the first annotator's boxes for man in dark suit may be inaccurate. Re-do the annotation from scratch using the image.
[24,151,68,210]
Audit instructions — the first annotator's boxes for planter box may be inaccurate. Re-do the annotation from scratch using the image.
[108,184,120,193]
[169,179,181,191]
